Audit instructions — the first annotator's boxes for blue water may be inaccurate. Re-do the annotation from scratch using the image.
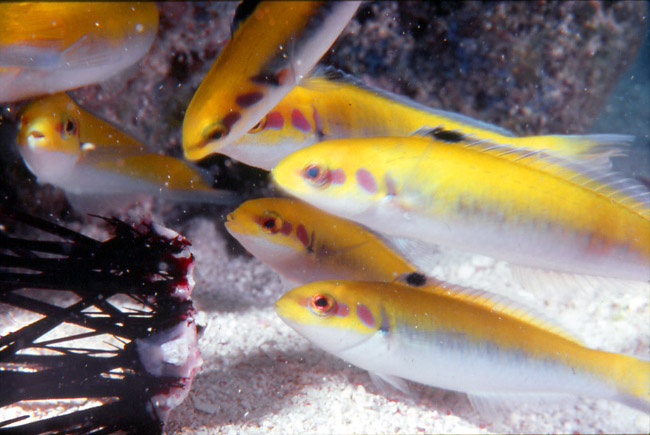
[591,20,649,180]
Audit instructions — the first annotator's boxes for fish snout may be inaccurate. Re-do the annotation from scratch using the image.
[24,130,46,149]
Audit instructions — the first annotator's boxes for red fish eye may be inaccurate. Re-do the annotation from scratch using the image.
[309,293,336,317]
[248,116,267,133]
[260,215,282,234]
[302,164,330,188]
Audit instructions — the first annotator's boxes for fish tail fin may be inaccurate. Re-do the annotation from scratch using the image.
[610,353,650,413]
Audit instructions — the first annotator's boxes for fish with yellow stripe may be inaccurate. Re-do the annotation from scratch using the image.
[16,93,238,207]
[211,67,631,170]
[0,2,159,102]
[276,279,650,414]
[271,134,650,281]
[225,197,418,286]
[182,1,360,162]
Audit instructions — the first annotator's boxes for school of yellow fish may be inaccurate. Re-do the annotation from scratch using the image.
[5,0,649,419]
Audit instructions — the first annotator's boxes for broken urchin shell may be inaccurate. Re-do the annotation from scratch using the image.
[0,207,202,434]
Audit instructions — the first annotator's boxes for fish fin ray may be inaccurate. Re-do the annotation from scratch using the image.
[368,372,411,396]
[458,140,650,219]
[432,280,585,345]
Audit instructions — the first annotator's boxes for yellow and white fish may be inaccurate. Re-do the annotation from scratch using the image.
[182,1,360,161]
[225,197,418,286]
[16,93,238,206]
[272,135,650,281]
[276,279,650,414]
[218,67,632,170]
[0,2,159,103]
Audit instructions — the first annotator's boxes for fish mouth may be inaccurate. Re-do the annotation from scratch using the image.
[182,141,212,162]
[223,213,240,235]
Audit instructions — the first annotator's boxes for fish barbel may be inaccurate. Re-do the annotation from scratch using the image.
[225,197,417,286]
[16,93,238,205]
[271,135,650,281]
[276,279,650,414]
[182,1,360,161]
[0,2,159,102]
[219,67,631,170]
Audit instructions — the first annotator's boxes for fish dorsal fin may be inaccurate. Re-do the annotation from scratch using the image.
[395,275,585,345]
[411,127,634,171]
[232,0,263,36]
[429,135,650,220]
[302,66,517,137]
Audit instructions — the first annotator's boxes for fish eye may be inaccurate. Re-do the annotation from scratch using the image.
[61,117,76,138]
[309,293,336,317]
[248,116,267,133]
[302,163,330,188]
[260,215,282,234]
[204,124,227,143]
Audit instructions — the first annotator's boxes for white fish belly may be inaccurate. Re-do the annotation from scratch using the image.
[355,200,648,281]
[337,327,617,402]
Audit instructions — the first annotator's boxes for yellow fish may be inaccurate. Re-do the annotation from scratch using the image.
[16,93,238,206]
[209,67,631,170]
[182,1,360,161]
[276,279,650,414]
[272,135,650,281]
[225,197,417,286]
[0,2,159,103]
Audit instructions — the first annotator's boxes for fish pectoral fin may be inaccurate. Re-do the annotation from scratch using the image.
[0,45,64,69]
[59,35,121,69]
[467,391,575,417]
[383,236,445,273]
[368,372,411,397]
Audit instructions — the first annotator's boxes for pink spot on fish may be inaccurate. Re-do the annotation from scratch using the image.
[335,302,349,317]
[291,109,312,133]
[276,67,293,86]
[296,224,309,247]
[266,111,284,129]
[330,168,346,185]
[280,221,292,235]
[356,168,377,194]
[356,303,375,328]
[235,91,264,108]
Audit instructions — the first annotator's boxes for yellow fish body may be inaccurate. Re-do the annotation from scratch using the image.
[225,197,417,286]
[215,68,631,170]
[276,279,650,414]
[182,1,360,161]
[272,135,650,281]
[0,2,159,102]
[16,93,237,205]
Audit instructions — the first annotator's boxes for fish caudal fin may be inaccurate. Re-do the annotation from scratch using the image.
[611,354,650,413]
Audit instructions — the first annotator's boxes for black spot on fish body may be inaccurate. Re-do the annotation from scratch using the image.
[232,0,263,36]
[405,272,427,287]
[429,127,466,143]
